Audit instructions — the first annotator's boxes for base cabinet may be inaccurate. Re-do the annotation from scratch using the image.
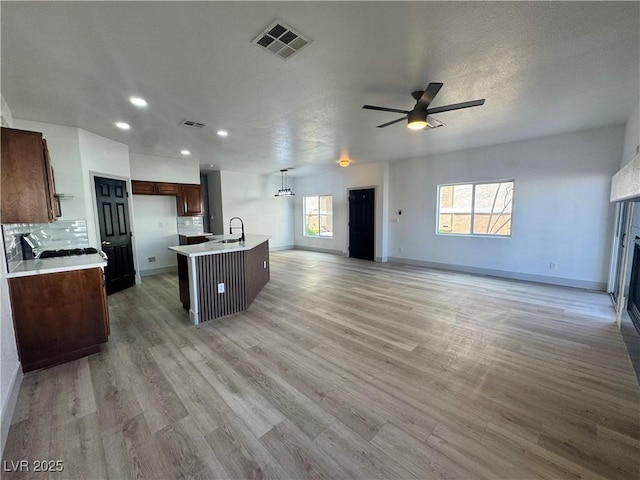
[8,268,110,372]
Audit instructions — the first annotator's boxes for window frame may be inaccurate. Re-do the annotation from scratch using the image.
[436,179,514,238]
[303,194,334,238]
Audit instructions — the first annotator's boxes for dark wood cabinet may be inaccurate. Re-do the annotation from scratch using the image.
[131,180,180,196]
[177,184,204,216]
[8,267,110,372]
[244,241,270,306]
[1,127,58,223]
[156,182,180,195]
[131,180,202,216]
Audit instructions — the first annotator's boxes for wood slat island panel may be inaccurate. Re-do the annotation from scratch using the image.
[196,250,247,320]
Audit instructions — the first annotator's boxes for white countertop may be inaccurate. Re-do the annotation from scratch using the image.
[169,234,271,257]
[7,254,107,279]
[179,232,213,237]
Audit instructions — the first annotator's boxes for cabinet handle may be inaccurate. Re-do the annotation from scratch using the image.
[102,241,111,246]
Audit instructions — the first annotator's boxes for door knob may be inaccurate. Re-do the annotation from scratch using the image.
[102,241,111,246]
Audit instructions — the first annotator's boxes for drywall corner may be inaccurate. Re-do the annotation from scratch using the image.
[0,365,22,457]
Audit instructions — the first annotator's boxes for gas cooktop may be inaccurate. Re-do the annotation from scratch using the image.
[38,247,99,259]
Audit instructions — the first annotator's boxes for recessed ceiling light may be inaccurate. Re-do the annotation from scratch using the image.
[217,130,228,137]
[115,122,131,130]
[129,96,148,107]
[181,149,191,156]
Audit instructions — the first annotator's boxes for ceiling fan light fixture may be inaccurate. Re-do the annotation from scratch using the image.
[407,109,427,130]
[275,169,295,197]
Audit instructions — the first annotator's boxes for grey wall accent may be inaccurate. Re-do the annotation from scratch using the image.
[208,171,224,235]
[200,173,211,234]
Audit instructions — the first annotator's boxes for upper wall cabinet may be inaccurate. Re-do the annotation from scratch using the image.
[177,184,204,216]
[131,180,179,196]
[1,127,58,224]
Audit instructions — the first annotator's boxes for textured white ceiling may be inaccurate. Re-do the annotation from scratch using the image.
[2,2,638,176]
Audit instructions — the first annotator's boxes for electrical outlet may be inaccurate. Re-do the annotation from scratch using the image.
[217,283,225,294]
[399,247,404,254]
[549,261,557,270]
[158,221,164,228]
[147,256,156,263]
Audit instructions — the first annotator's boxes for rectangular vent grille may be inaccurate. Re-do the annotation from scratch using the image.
[180,119,206,128]
[253,20,311,60]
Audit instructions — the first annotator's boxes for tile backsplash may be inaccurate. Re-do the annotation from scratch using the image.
[2,219,89,272]
[177,216,204,235]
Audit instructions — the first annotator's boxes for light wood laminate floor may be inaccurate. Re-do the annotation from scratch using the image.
[3,250,639,479]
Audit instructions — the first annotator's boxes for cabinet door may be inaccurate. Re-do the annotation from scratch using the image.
[156,182,180,195]
[1,127,51,223]
[178,184,204,216]
[8,268,109,372]
[42,140,59,221]
[131,180,157,195]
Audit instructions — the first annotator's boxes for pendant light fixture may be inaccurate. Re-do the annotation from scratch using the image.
[275,169,295,197]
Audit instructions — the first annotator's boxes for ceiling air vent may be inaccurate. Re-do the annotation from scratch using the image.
[252,20,311,60]
[179,119,206,129]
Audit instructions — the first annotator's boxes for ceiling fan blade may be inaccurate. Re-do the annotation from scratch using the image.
[417,82,443,109]
[426,115,445,128]
[376,116,407,128]
[363,105,410,114]
[427,99,485,115]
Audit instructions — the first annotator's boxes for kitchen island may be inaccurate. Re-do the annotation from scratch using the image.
[169,234,270,324]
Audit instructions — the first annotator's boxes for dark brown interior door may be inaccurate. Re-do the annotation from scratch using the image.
[95,176,135,294]
[349,188,375,261]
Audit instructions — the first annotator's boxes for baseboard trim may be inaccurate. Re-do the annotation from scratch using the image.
[294,246,344,256]
[140,266,177,277]
[1,362,22,457]
[386,257,606,291]
[270,245,295,252]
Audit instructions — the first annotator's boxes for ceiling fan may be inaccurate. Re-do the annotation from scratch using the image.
[363,82,485,130]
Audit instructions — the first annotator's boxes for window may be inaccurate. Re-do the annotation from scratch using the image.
[304,195,333,237]
[437,181,513,236]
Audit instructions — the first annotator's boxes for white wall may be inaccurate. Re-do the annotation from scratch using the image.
[0,96,20,455]
[293,162,388,260]
[1,94,13,127]
[623,102,640,289]
[129,153,200,184]
[78,129,131,250]
[219,171,294,249]
[622,100,639,167]
[131,196,179,274]
[388,125,625,290]
[129,153,200,275]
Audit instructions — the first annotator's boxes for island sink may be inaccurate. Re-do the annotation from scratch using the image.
[215,238,242,244]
